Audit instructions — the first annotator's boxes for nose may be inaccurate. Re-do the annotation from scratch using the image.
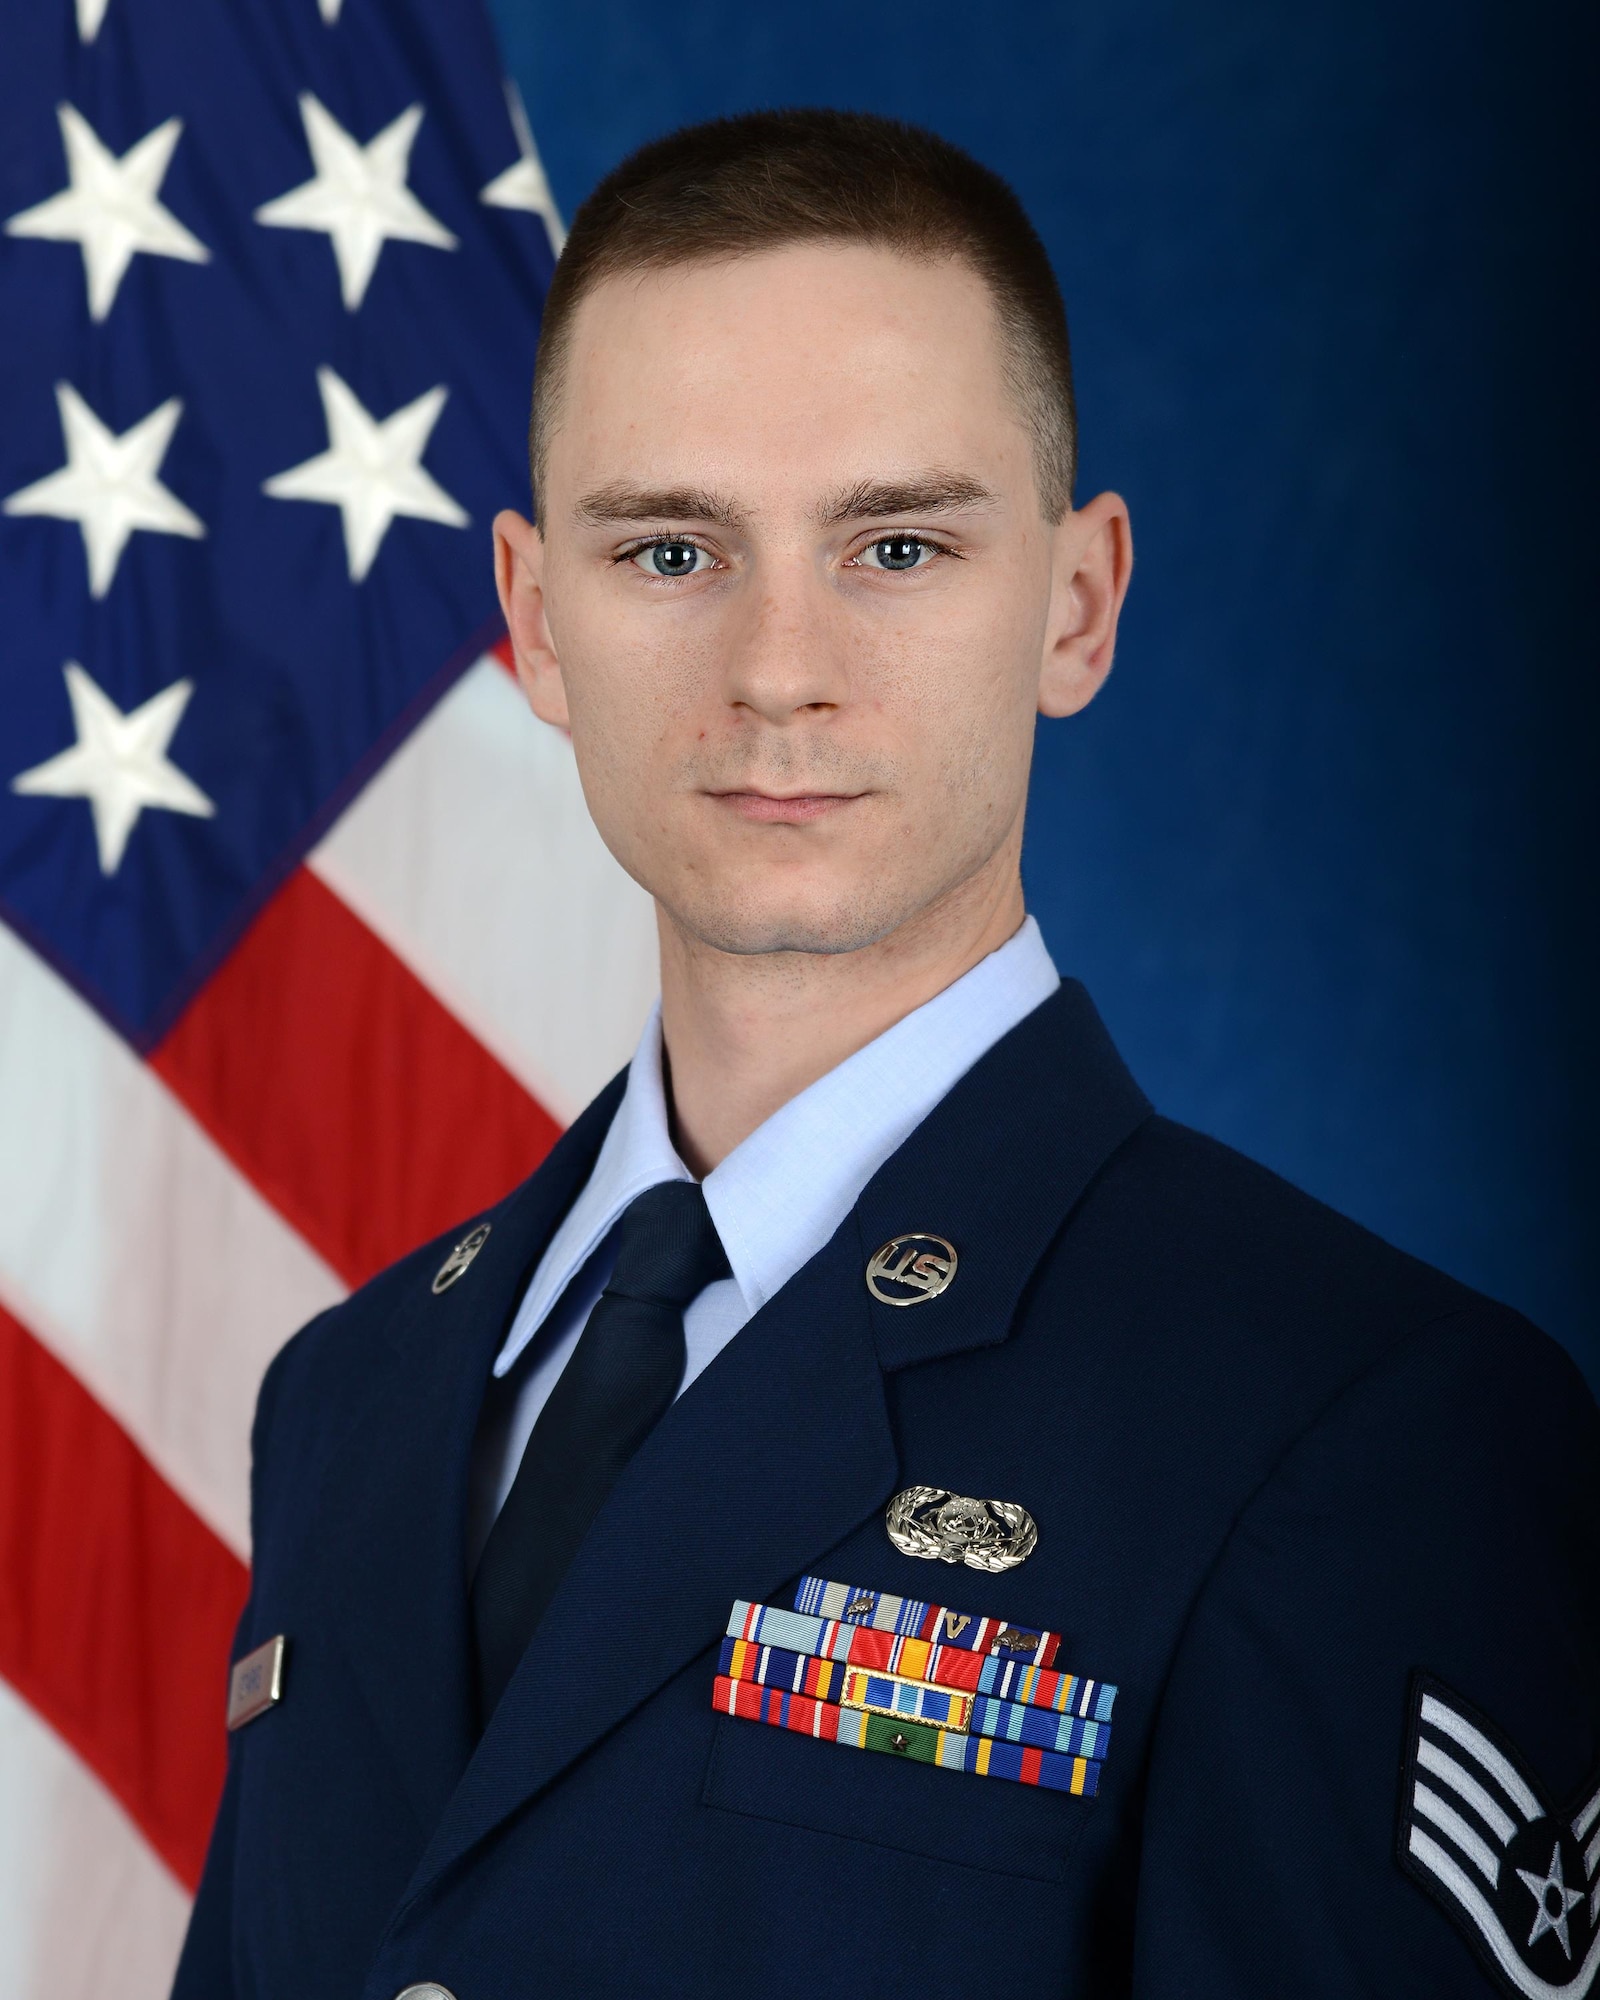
[719,553,851,727]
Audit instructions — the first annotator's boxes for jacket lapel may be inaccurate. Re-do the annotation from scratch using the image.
[309,1074,626,1831]
[856,978,1152,1373]
[403,978,1151,1899]
[405,1214,896,1900]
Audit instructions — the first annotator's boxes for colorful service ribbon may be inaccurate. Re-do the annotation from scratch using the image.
[792,1574,1061,1665]
[712,1673,1102,1796]
[715,1578,1117,1797]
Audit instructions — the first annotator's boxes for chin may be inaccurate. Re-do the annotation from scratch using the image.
[664,874,913,959]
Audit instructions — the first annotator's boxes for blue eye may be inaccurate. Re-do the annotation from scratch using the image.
[859,536,934,572]
[631,540,709,577]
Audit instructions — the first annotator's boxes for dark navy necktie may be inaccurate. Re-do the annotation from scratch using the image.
[470,1179,729,1724]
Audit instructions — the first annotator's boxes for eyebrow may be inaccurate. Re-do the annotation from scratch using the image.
[573,484,744,529]
[571,471,1000,533]
[814,473,999,526]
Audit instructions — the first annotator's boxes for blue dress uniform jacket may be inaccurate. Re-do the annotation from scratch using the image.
[173,982,1600,2000]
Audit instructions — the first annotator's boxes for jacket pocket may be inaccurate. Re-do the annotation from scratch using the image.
[700,1711,1090,1883]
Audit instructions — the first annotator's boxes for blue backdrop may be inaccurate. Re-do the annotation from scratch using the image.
[488,0,1596,1382]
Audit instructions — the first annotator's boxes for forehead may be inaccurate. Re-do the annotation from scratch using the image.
[549,243,1030,508]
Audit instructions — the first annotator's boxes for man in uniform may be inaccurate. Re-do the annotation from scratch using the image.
[174,110,1600,1999]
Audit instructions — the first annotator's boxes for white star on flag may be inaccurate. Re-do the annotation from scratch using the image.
[262,366,468,581]
[3,104,209,321]
[479,83,566,252]
[77,0,111,40]
[11,663,215,875]
[254,94,457,310]
[3,383,205,598]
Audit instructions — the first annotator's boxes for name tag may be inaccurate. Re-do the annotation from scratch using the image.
[227,1634,286,1731]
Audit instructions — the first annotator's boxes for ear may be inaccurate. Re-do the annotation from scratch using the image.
[1037,490,1133,720]
[493,508,569,729]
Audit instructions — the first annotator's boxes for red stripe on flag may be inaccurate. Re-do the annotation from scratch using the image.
[151,868,561,1288]
[490,632,516,677]
[0,1299,247,1888]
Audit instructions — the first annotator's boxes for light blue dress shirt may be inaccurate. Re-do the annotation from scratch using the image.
[467,916,1060,1561]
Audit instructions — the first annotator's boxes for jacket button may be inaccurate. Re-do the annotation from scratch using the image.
[395,1987,456,2000]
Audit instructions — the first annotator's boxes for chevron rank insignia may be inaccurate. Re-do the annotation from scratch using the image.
[715,1577,1114,1797]
[1398,1672,1600,1997]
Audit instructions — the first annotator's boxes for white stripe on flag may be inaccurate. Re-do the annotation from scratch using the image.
[0,1677,191,2000]
[310,654,658,1123]
[0,919,345,1554]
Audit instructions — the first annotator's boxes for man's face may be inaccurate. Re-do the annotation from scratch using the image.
[500,243,1123,959]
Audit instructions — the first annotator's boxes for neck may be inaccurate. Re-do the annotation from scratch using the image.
[656,857,1027,1176]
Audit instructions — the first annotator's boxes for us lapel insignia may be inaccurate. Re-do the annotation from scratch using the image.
[432,1222,491,1294]
[1398,1670,1600,1995]
[885,1485,1038,1571]
[865,1233,957,1305]
[227,1634,286,1730]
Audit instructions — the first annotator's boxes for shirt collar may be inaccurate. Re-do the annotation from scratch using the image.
[493,915,1059,1377]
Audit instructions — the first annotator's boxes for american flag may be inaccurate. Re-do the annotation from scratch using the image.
[0,2,655,1992]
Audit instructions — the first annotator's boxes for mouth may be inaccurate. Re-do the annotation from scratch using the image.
[706,790,868,825]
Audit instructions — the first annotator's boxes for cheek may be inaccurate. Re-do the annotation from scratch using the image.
[871,611,1038,805]
[547,642,648,829]
[562,577,725,722]
[554,621,712,852]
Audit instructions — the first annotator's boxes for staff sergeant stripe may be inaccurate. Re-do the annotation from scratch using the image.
[1415,1737,1517,1846]
[1409,1826,1600,2000]
[1419,1692,1540,1821]
[1399,1677,1600,1999]
[1411,1780,1503,1888]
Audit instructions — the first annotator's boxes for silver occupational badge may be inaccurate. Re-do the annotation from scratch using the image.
[431,1222,491,1294]
[865,1233,957,1306]
[885,1486,1038,1572]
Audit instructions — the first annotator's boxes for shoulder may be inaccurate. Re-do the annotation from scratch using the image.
[1055,1108,1546,1389]
[251,1063,629,1472]
[250,1217,469,1468]
[1082,1111,1472,1320]
[1097,1122,1600,1689]
[1153,1229,1600,1875]
[1014,1111,1595,1533]
[1120,1143,1600,1996]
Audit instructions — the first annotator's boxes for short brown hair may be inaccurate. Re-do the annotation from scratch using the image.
[529,108,1078,521]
